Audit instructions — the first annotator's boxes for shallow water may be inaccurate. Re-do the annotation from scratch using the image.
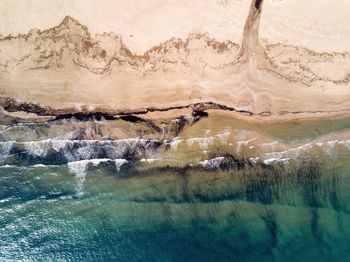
[1,115,350,261]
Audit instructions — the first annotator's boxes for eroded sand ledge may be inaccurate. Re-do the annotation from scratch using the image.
[0,0,350,121]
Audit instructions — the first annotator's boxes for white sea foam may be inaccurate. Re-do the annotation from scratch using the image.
[263,158,292,165]
[24,140,51,157]
[0,141,15,163]
[249,157,260,165]
[169,137,183,149]
[68,161,88,196]
[199,157,224,169]
[140,158,160,164]
[324,140,339,154]
[187,137,214,150]
[68,159,111,196]
[51,139,73,152]
[32,164,47,168]
[339,140,350,150]
[115,159,128,172]
[186,133,231,150]
[0,164,15,168]
[257,139,350,164]
[15,138,162,163]
[75,143,96,160]
[0,196,17,204]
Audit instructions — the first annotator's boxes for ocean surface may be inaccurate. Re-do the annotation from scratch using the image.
[1,114,350,261]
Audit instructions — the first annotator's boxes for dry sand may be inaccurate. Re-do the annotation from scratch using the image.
[0,0,349,121]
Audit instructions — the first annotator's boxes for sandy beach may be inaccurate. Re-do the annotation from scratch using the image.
[0,0,349,122]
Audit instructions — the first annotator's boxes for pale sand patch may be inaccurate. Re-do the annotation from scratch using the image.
[260,0,350,53]
[0,0,251,54]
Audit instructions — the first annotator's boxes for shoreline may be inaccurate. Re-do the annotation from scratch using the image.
[2,97,350,124]
[0,0,349,125]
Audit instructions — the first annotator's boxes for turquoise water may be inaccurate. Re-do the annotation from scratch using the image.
[1,158,350,261]
[1,116,350,261]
